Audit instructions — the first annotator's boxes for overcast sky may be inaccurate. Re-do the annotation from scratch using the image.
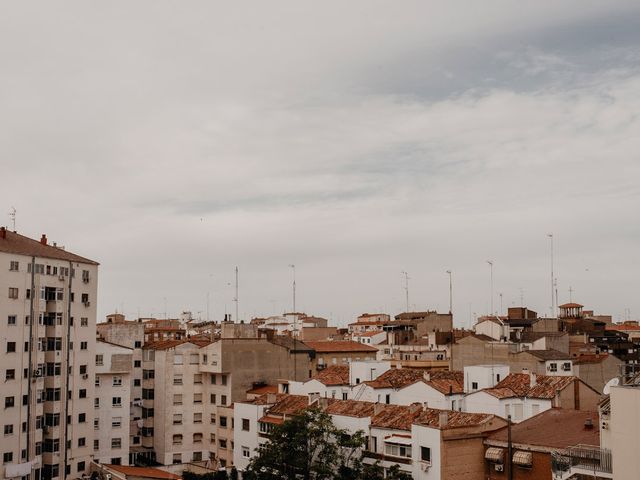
[2,1,640,326]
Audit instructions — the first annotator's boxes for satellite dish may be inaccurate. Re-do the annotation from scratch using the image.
[603,377,620,395]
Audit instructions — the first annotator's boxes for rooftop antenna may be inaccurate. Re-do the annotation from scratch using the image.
[289,264,296,312]
[401,271,410,312]
[547,234,555,317]
[519,287,524,307]
[446,270,453,315]
[568,286,574,303]
[233,266,239,323]
[486,260,494,314]
[9,207,16,231]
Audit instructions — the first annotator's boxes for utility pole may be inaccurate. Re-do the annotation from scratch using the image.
[499,293,503,317]
[289,264,296,312]
[486,260,494,314]
[548,234,555,317]
[507,415,513,480]
[401,271,410,312]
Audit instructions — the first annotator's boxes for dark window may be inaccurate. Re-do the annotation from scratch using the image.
[79,389,87,399]
[421,447,431,462]
[5,397,14,408]
[242,419,250,431]
[6,342,16,353]
[3,452,13,463]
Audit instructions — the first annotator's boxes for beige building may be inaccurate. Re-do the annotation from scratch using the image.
[94,340,133,466]
[0,228,98,480]
[140,336,313,468]
[97,315,145,463]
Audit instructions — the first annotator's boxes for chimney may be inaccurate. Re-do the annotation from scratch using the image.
[40,234,47,245]
[423,371,431,382]
[0,227,5,239]
[438,411,449,428]
[529,372,537,388]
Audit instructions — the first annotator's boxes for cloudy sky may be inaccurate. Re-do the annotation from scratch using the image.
[2,1,639,326]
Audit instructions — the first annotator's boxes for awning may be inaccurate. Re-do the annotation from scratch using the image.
[512,450,533,467]
[384,435,412,446]
[485,447,504,463]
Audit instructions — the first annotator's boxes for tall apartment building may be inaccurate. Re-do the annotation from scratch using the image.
[0,228,98,480]
[96,315,145,464]
[94,340,132,466]
[140,337,313,468]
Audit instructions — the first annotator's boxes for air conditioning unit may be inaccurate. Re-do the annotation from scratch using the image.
[602,420,609,430]
[82,374,88,380]
[34,368,43,378]
[494,464,504,472]
[83,302,91,307]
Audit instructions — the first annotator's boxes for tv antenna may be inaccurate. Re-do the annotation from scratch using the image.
[233,266,239,322]
[401,271,410,312]
[9,207,16,231]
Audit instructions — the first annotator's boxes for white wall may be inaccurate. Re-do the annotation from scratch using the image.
[411,425,442,480]
[463,365,510,393]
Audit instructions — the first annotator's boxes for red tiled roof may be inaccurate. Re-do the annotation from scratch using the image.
[315,366,350,386]
[104,465,180,480]
[371,404,422,431]
[304,340,378,353]
[606,324,640,331]
[484,373,580,400]
[0,229,98,265]
[573,354,611,365]
[487,408,599,449]
[414,409,494,429]
[559,303,584,308]
[258,416,284,425]
[266,395,309,415]
[143,339,213,350]
[427,371,464,395]
[324,399,376,418]
[365,368,463,394]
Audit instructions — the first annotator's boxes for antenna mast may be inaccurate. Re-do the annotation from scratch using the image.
[548,234,554,317]
[401,271,410,312]
[234,266,239,323]
[9,207,16,231]
[289,264,296,312]
[486,260,494,314]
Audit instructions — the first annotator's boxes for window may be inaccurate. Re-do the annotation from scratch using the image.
[80,318,88,327]
[193,433,203,443]
[94,418,99,429]
[142,389,154,400]
[173,374,182,385]
[3,452,13,463]
[219,439,227,449]
[210,374,216,384]
[94,398,100,409]
[4,425,13,435]
[220,395,227,406]
[421,446,431,463]
[221,374,227,385]
[172,434,183,445]
[219,416,227,428]
[111,438,122,449]
[193,451,202,462]
[79,389,87,399]
[242,419,250,431]
[134,379,141,387]
[173,414,182,425]
[80,341,88,350]
[95,376,100,387]
[79,365,87,375]
[134,341,142,348]
[194,413,202,424]
[242,446,250,459]
[210,394,216,405]
[112,397,122,407]
[173,354,183,365]
[112,376,122,386]
[5,370,15,381]
[194,374,202,384]
[9,261,19,271]
[143,369,155,379]
[5,397,14,408]
[134,360,141,368]
[8,288,18,299]
[96,355,104,366]
[548,362,558,372]
[562,362,572,371]
[384,443,412,458]
[6,342,16,353]
[194,393,203,404]
[385,394,390,404]
[93,440,99,450]
[472,382,478,390]
[172,454,181,464]
[78,438,86,447]
[77,461,85,472]
[173,394,182,405]
[110,458,122,466]
[78,413,86,423]
[210,414,216,425]
[7,316,16,326]
[112,417,122,428]
[190,354,199,364]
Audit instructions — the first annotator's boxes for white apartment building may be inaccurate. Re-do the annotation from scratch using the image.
[96,314,145,464]
[94,340,133,466]
[0,228,98,480]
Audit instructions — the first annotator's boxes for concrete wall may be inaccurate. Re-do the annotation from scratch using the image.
[574,355,622,393]
[610,385,640,480]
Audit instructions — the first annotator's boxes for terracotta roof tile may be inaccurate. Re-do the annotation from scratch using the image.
[0,229,98,265]
[487,408,599,449]
[104,465,180,480]
[365,369,463,394]
[246,385,278,395]
[324,399,376,418]
[371,404,422,431]
[485,373,579,399]
[266,395,309,415]
[314,365,350,386]
[414,409,494,429]
[304,340,378,353]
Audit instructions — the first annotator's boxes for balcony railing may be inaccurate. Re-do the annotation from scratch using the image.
[552,445,613,478]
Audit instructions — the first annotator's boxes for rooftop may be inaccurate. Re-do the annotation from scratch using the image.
[304,340,378,353]
[324,399,376,418]
[143,339,212,350]
[484,373,580,400]
[0,229,98,265]
[525,349,572,361]
[365,368,463,394]
[414,409,494,429]
[314,365,350,386]
[103,465,180,480]
[487,408,599,449]
[371,404,422,431]
[266,395,309,415]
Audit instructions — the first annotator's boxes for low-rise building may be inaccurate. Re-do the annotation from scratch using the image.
[304,340,378,370]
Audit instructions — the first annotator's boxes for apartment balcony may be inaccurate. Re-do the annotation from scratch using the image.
[362,451,412,466]
[552,445,613,480]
